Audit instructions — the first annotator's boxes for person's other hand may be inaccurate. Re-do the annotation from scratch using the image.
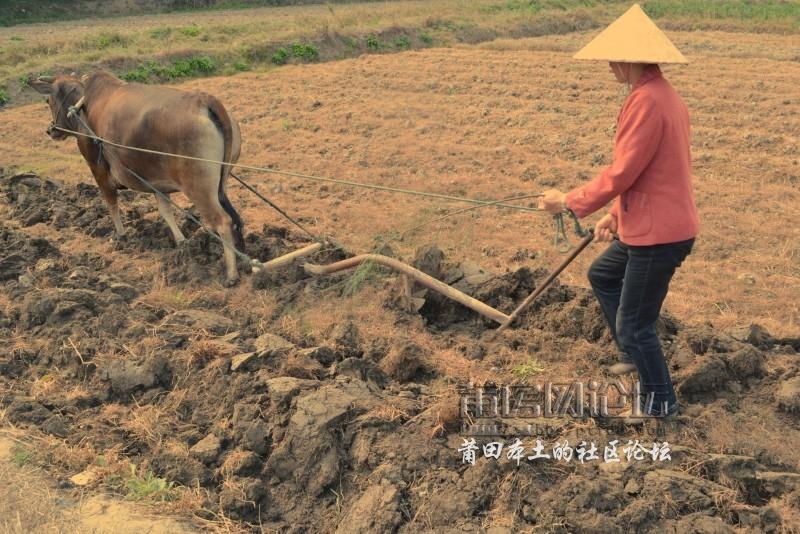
[595,213,618,242]
[539,189,566,215]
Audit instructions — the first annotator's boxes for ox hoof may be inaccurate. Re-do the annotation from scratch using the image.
[110,234,129,249]
[223,277,240,288]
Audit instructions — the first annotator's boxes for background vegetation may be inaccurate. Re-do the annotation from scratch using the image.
[0,0,797,107]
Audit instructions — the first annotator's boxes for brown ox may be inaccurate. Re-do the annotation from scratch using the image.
[31,71,245,286]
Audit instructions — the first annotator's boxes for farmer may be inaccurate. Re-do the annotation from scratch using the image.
[538,4,699,420]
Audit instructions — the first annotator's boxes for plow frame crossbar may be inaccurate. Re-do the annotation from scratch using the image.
[252,243,323,272]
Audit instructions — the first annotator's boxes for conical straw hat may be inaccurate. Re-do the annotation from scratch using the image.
[574,3,688,64]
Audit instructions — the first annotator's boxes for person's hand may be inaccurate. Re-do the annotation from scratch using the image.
[595,213,618,242]
[538,189,566,215]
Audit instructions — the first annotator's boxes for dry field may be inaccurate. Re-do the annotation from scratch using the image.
[2,29,798,334]
[1,7,800,534]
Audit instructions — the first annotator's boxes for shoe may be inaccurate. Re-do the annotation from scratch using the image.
[619,404,679,425]
[607,362,637,375]
[620,408,648,425]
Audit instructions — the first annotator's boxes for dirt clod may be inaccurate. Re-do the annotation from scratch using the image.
[265,380,380,496]
[42,415,69,438]
[775,377,800,414]
[254,333,295,356]
[190,433,223,464]
[380,340,429,383]
[332,321,363,359]
[335,481,403,534]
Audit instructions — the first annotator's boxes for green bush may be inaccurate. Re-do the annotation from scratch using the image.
[419,32,433,46]
[188,55,215,72]
[343,36,358,50]
[272,47,289,65]
[233,60,249,71]
[121,55,215,82]
[121,68,149,82]
[126,464,176,502]
[291,42,319,61]
[394,35,411,49]
[149,27,171,39]
[166,56,215,77]
[303,44,319,61]
[366,34,380,50]
[179,26,201,37]
[90,32,129,50]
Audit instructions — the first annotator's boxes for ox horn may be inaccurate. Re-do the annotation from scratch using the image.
[67,96,85,118]
[36,76,55,83]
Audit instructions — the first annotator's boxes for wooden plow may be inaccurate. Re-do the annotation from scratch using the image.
[251,216,594,331]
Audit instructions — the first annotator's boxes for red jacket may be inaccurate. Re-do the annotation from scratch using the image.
[565,65,699,246]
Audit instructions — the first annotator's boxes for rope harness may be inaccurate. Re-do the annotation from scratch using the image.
[57,103,589,267]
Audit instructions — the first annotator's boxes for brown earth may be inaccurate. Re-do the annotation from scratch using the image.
[1,27,799,534]
[1,169,800,531]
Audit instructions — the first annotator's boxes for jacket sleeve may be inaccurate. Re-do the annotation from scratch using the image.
[565,92,663,218]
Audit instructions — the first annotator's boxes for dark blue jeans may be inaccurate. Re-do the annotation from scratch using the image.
[588,238,694,416]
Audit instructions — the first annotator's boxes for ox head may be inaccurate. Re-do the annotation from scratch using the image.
[30,75,85,141]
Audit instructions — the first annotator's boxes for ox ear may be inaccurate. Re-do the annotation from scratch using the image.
[30,77,54,95]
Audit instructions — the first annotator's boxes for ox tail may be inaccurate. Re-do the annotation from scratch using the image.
[205,96,245,253]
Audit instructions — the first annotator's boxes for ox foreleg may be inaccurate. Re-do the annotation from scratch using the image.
[155,194,186,245]
[90,163,126,238]
[108,197,126,237]
[219,227,239,287]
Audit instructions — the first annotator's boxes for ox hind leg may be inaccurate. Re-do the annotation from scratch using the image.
[155,194,186,245]
[195,195,241,287]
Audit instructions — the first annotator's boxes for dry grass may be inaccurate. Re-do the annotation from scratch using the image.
[691,406,800,471]
[187,339,238,367]
[360,402,412,424]
[122,404,173,450]
[28,373,63,400]
[36,435,98,474]
[423,389,462,438]
[140,275,212,312]
[380,341,427,382]
[0,435,78,534]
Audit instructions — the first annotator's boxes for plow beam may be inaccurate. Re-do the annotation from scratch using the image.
[303,254,510,325]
